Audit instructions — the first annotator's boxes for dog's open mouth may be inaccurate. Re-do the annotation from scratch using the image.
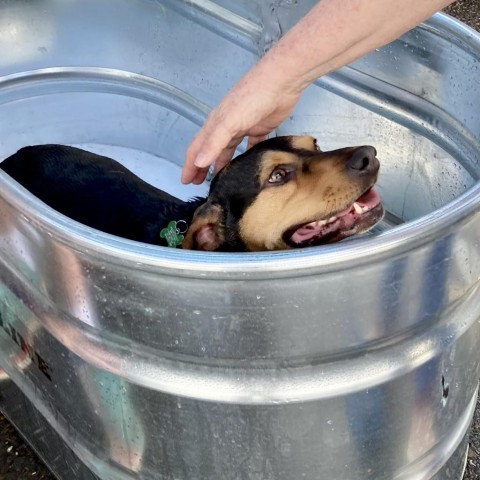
[284,189,384,247]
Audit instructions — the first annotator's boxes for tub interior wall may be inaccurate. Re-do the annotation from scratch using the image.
[0,0,258,107]
[0,1,478,224]
[0,85,473,220]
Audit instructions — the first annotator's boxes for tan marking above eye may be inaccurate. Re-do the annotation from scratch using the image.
[289,136,319,152]
[257,151,300,185]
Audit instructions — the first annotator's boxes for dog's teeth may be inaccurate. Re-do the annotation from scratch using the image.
[353,202,363,214]
[362,206,369,213]
[318,220,327,226]
[328,216,337,223]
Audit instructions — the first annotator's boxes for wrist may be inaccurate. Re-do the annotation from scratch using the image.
[247,48,309,98]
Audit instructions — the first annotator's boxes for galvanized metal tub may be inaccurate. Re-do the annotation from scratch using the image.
[0,1,480,479]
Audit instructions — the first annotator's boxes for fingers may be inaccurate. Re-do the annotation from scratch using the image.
[182,131,266,184]
[247,134,268,149]
[181,158,204,185]
[212,144,239,176]
[184,141,240,184]
[183,136,210,184]
[182,120,235,184]
[182,112,248,183]
[190,167,210,185]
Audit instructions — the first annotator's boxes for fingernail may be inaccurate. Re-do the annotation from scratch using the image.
[194,153,210,168]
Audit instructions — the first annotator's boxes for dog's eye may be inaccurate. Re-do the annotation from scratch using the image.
[268,168,287,184]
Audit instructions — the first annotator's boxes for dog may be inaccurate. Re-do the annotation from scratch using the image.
[0,136,384,251]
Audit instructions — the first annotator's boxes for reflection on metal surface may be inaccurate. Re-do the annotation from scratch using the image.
[0,1,479,480]
[0,15,55,64]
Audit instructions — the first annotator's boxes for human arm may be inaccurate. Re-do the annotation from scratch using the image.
[182,0,455,184]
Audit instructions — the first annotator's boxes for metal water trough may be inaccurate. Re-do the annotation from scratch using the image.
[0,1,479,479]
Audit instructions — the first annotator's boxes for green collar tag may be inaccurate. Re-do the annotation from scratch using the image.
[160,220,188,248]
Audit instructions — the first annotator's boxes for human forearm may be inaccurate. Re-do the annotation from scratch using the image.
[254,0,455,94]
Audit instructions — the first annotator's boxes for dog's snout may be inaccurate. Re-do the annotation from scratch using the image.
[347,146,377,173]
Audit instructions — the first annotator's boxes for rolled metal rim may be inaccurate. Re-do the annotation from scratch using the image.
[0,13,479,277]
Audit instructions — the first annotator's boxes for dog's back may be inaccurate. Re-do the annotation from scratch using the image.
[0,145,191,244]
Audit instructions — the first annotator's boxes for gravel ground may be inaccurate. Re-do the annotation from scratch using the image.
[0,2,479,479]
[0,412,53,479]
[446,0,480,31]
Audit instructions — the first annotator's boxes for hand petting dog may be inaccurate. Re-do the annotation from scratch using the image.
[182,0,454,185]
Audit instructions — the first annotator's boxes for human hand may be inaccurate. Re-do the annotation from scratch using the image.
[181,0,454,185]
[181,67,301,184]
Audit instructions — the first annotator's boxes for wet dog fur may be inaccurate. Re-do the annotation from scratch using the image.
[0,136,383,251]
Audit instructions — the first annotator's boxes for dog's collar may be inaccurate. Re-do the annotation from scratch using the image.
[160,220,189,248]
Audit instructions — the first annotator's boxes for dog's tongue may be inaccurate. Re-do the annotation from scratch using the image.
[291,189,380,244]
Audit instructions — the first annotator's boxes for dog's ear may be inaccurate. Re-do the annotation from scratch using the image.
[182,203,225,251]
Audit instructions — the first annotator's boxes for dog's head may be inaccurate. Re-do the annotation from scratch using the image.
[183,135,384,251]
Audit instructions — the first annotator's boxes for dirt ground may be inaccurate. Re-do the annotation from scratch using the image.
[1,1,480,479]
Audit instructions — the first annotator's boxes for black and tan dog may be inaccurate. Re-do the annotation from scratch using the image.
[0,136,384,251]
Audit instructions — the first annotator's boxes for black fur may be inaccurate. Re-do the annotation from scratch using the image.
[0,138,381,251]
[0,145,204,247]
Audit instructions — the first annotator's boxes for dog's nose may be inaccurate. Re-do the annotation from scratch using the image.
[347,146,377,173]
